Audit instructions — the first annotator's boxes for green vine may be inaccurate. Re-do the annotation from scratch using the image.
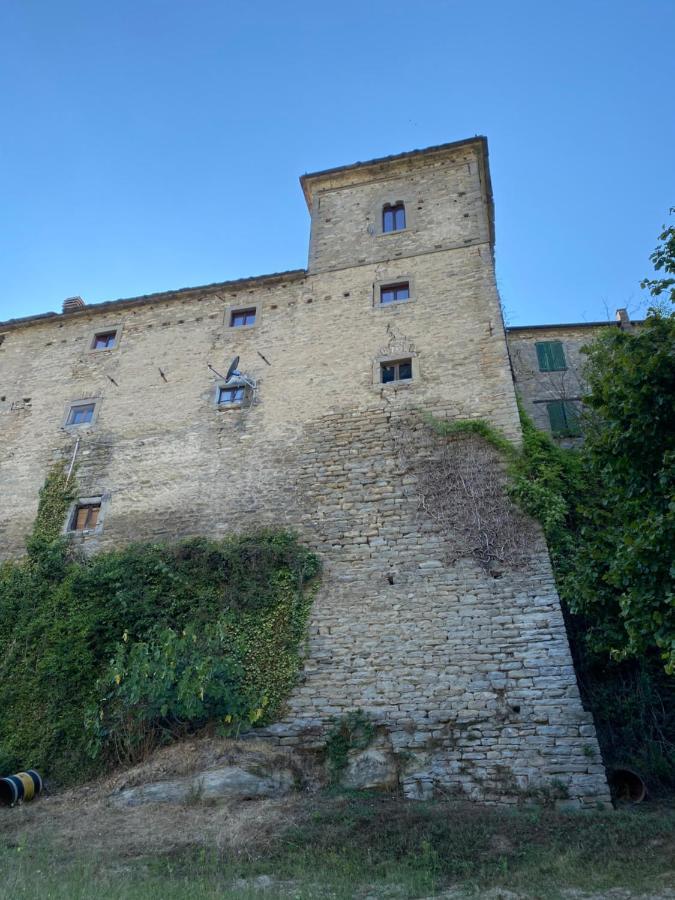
[421,412,516,458]
[26,460,77,557]
[325,710,376,780]
[0,493,320,783]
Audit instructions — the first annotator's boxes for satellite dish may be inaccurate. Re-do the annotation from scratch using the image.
[225,356,240,382]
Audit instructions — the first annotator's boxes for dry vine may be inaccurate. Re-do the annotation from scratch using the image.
[394,419,537,572]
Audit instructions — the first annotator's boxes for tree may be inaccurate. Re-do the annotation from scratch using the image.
[562,220,675,672]
[640,210,675,305]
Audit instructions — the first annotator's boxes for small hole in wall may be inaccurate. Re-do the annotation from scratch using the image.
[0,396,5,402]
[511,705,521,714]
[306,298,313,304]
[343,292,350,297]
[271,304,278,310]
[387,574,395,585]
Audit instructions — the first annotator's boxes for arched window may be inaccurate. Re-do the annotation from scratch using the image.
[382,203,406,233]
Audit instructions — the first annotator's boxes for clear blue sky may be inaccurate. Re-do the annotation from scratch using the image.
[1,0,673,325]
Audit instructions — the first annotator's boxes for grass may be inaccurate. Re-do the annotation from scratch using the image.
[1,795,674,898]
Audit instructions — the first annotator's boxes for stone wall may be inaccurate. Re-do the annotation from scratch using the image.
[261,404,610,806]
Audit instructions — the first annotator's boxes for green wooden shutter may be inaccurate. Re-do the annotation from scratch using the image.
[562,402,581,436]
[547,401,567,435]
[551,342,567,370]
[536,341,567,371]
[536,343,551,371]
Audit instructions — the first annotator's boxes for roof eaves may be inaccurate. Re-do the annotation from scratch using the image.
[506,320,645,332]
[0,268,307,331]
[299,136,488,209]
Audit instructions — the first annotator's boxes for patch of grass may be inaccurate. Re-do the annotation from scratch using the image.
[1,797,674,898]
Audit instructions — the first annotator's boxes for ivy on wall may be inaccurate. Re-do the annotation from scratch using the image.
[0,464,320,783]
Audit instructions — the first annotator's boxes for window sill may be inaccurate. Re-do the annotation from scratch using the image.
[376,228,408,238]
[380,379,414,389]
[375,299,413,309]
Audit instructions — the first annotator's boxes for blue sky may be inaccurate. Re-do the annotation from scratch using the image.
[1,0,673,325]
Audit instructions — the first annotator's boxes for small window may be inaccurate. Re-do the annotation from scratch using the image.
[66,402,95,425]
[218,384,246,406]
[380,282,410,305]
[380,358,413,384]
[92,330,118,350]
[230,308,256,328]
[69,502,101,532]
[547,401,581,437]
[382,203,406,233]
[536,341,567,372]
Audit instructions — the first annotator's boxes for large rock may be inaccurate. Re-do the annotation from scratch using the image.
[109,765,295,807]
[341,748,398,791]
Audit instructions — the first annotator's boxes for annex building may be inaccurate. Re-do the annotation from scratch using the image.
[0,137,611,805]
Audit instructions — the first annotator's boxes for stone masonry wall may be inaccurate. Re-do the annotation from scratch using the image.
[261,403,610,806]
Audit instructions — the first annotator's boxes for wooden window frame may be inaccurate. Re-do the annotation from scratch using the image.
[70,503,101,532]
[379,282,410,305]
[380,357,413,384]
[64,495,106,536]
[382,203,406,233]
[217,383,247,407]
[229,307,257,328]
[91,330,118,351]
[66,402,96,426]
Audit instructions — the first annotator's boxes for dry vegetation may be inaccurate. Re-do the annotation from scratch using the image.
[395,423,537,572]
[1,736,674,899]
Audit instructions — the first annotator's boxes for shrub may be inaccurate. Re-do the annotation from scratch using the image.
[0,468,320,783]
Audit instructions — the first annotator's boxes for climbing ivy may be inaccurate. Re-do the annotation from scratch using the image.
[0,473,320,783]
[25,460,77,558]
[325,710,376,781]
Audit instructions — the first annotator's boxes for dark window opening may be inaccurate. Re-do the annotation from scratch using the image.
[547,400,581,437]
[70,503,101,531]
[230,308,256,328]
[381,358,413,384]
[218,385,246,405]
[67,403,95,425]
[92,331,118,350]
[536,341,567,372]
[380,282,410,304]
[382,203,406,233]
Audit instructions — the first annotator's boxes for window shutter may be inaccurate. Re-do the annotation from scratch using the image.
[547,401,567,435]
[536,343,552,371]
[563,402,581,436]
[551,342,567,370]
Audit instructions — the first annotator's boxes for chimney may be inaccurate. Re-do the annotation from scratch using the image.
[615,308,630,328]
[62,296,86,313]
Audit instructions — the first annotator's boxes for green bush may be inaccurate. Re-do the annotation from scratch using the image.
[0,471,320,783]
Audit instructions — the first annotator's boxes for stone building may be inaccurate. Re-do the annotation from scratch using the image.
[0,137,610,805]
[506,309,640,443]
